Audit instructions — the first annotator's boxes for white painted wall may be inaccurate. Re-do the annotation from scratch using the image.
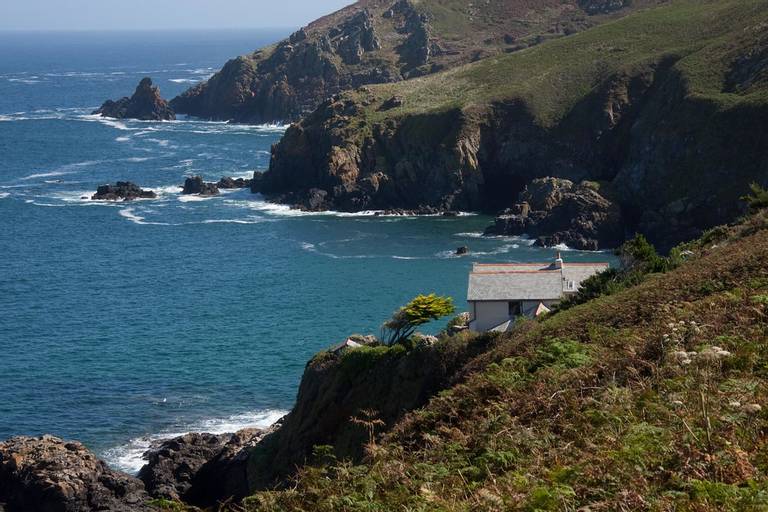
[469,299,559,331]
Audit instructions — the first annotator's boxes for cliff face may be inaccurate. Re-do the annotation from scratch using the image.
[243,334,492,492]
[261,0,768,251]
[169,0,659,123]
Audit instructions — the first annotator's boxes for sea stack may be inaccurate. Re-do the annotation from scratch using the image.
[94,77,175,121]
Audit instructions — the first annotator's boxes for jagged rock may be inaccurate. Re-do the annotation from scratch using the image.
[217,176,252,189]
[0,435,152,512]
[94,77,175,121]
[456,246,469,255]
[484,178,624,250]
[579,0,631,15]
[379,95,404,111]
[182,176,219,196]
[138,428,272,505]
[91,181,157,201]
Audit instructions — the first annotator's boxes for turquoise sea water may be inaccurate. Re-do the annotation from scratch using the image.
[0,30,615,472]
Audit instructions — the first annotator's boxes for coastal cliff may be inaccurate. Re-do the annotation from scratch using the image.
[169,0,660,123]
[260,0,768,251]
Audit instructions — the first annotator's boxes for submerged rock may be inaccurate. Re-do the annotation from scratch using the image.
[0,435,152,512]
[456,246,469,255]
[94,77,175,121]
[182,176,219,196]
[91,181,157,201]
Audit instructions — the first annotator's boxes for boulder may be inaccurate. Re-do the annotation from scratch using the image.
[0,435,152,512]
[91,181,157,201]
[139,427,275,507]
[456,246,470,255]
[484,178,624,250]
[182,176,219,196]
[93,77,175,121]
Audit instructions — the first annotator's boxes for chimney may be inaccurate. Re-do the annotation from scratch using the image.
[554,251,564,269]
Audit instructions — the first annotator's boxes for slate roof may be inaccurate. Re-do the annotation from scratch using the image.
[467,261,609,301]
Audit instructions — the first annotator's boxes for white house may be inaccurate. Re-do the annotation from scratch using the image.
[467,253,608,332]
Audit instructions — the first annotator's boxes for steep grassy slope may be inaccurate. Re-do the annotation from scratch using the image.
[170,0,661,122]
[262,0,768,251]
[239,211,768,511]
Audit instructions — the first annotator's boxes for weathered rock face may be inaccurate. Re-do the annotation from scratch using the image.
[0,435,152,512]
[139,428,272,506]
[91,182,157,201]
[182,176,219,196]
[262,48,768,251]
[94,77,175,121]
[170,0,647,123]
[484,178,625,250]
[244,335,493,491]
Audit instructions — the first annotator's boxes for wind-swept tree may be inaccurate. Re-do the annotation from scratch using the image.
[382,294,455,345]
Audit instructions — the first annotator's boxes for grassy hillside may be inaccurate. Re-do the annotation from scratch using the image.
[352,0,768,124]
[237,212,768,510]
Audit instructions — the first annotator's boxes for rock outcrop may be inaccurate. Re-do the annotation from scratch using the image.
[91,182,157,201]
[182,176,219,196]
[139,428,272,506]
[94,78,175,121]
[484,178,624,250]
[169,0,648,123]
[216,176,252,189]
[0,435,151,512]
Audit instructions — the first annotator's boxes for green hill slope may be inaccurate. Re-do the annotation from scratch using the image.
[262,0,768,251]
[169,0,661,123]
[240,210,768,511]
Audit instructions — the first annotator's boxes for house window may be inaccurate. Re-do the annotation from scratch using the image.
[508,301,521,317]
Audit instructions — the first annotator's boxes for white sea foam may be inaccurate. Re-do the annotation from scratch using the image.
[0,192,9,199]
[102,409,287,474]
[20,170,74,181]
[169,78,202,84]
[115,136,131,142]
[118,208,173,225]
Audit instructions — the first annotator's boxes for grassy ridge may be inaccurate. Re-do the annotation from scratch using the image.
[357,0,768,125]
[240,210,768,510]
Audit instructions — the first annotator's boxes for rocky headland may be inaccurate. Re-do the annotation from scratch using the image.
[91,182,157,201]
[257,0,768,252]
[94,78,175,121]
[169,0,656,123]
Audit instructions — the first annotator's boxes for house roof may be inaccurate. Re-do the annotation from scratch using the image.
[467,261,609,302]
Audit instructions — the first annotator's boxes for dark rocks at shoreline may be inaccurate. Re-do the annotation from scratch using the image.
[217,176,252,189]
[93,77,175,121]
[91,181,157,201]
[182,176,219,196]
[456,246,469,255]
[139,427,277,506]
[483,177,624,251]
[0,435,152,512]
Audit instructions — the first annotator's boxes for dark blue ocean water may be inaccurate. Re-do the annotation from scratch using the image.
[0,30,613,472]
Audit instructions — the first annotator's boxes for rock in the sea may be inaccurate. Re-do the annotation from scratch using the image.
[0,435,152,512]
[91,181,157,201]
[93,77,175,121]
[139,428,274,506]
[216,176,252,189]
[182,176,219,196]
[456,246,469,255]
[484,177,624,251]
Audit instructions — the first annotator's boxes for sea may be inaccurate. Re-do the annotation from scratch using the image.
[0,29,615,473]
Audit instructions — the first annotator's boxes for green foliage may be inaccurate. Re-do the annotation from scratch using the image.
[531,338,592,371]
[338,344,406,379]
[742,183,768,212]
[382,294,455,345]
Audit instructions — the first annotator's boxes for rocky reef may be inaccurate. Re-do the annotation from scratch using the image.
[169,0,648,123]
[91,182,157,201]
[94,78,175,121]
[182,176,219,196]
[0,436,152,512]
[484,178,624,251]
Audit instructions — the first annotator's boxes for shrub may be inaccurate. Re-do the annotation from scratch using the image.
[742,183,768,212]
[382,294,455,345]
